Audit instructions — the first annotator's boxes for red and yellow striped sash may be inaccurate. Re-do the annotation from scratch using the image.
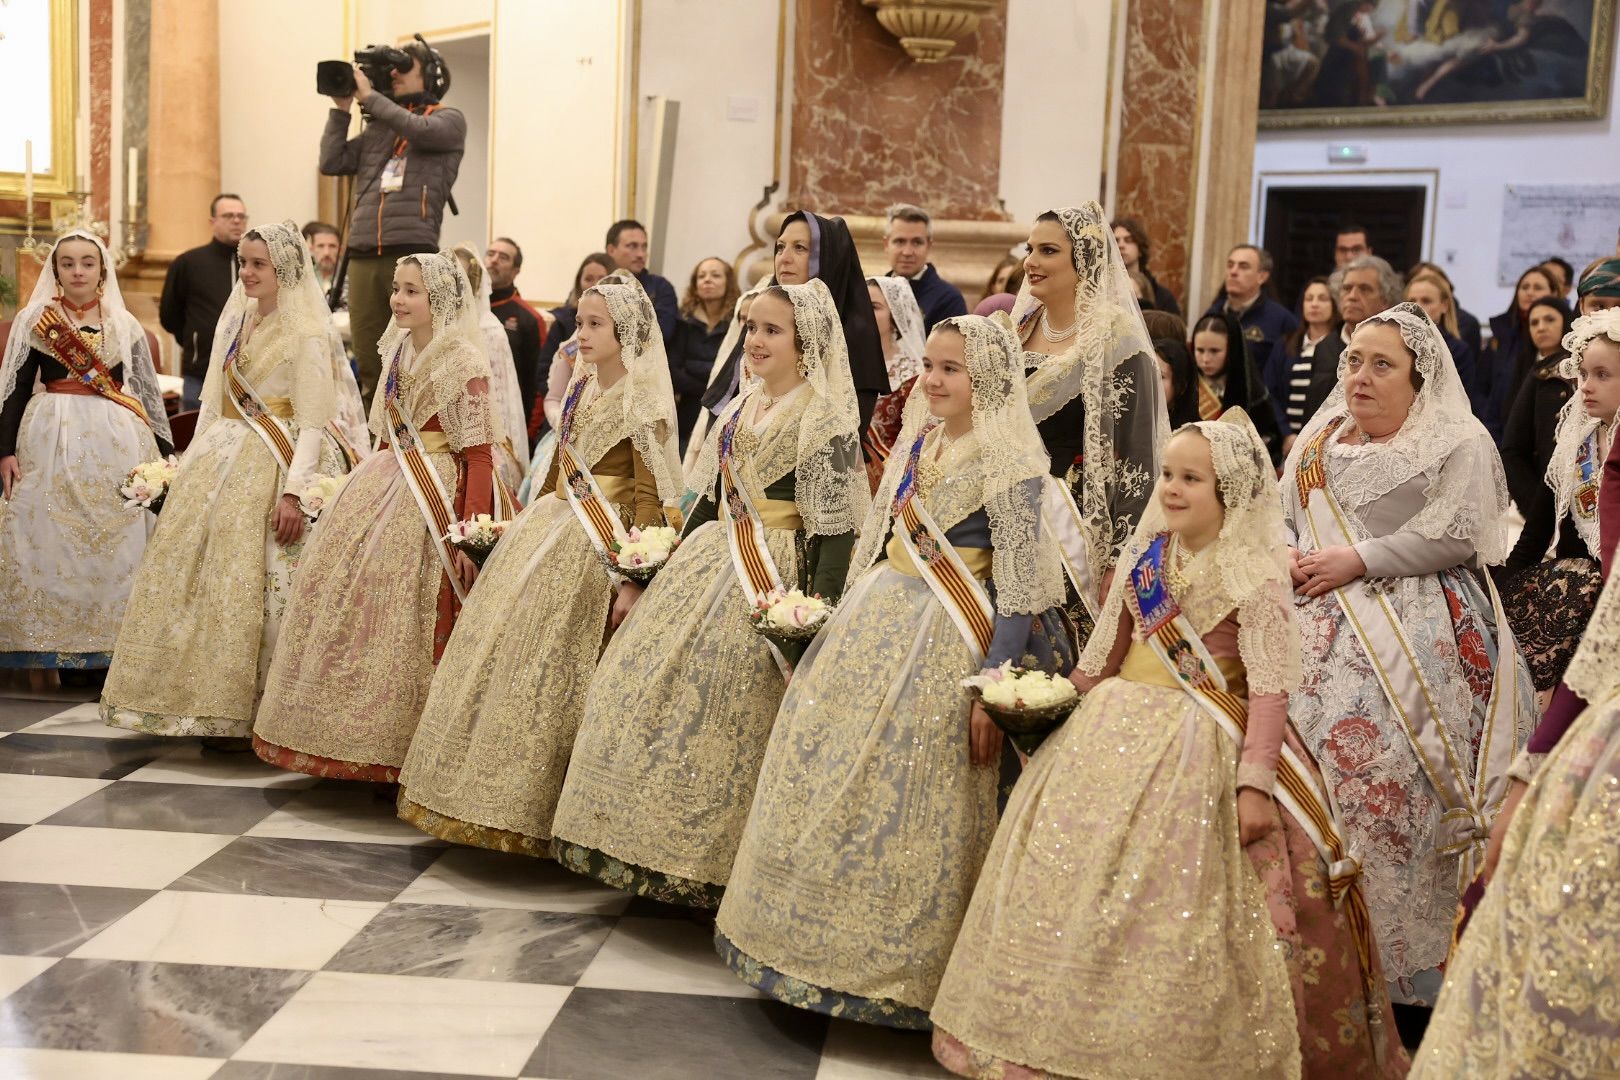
[897,495,994,657]
[224,363,296,469]
[34,307,150,425]
[558,443,624,554]
[1196,376,1224,421]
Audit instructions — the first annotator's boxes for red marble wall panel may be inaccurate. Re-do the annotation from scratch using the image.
[789,0,1009,221]
[1115,0,1203,305]
[90,0,113,224]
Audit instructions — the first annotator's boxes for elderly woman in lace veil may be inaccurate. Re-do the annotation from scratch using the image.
[451,242,529,494]
[0,231,171,675]
[714,315,1074,1028]
[252,251,512,780]
[549,279,867,906]
[932,413,1406,1080]
[1410,557,1620,1078]
[1279,302,1534,1020]
[860,275,927,490]
[102,222,352,738]
[396,271,682,852]
[1012,203,1167,629]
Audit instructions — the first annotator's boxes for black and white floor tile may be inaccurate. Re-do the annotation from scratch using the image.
[0,688,948,1079]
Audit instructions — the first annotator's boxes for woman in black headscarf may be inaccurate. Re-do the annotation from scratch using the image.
[701,211,887,435]
[1190,311,1284,464]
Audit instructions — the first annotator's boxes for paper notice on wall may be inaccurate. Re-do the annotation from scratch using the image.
[1499,184,1620,287]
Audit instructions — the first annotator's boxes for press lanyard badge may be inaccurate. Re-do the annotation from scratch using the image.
[381,156,406,193]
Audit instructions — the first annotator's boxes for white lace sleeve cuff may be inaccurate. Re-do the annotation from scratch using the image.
[1236,762,1277,795]
[1507,748,1545,787]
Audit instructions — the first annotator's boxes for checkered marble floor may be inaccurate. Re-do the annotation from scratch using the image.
[0,688,948,1080]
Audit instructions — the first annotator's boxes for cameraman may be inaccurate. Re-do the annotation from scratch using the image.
[320,42,465,406]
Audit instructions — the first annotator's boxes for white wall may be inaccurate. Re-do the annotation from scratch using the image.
[488,0,623,306]
[635,0,781,291]
[434,34,491,255]
[217,0,343,229]
[1253,16,1620,318]
[998,0,1113,227]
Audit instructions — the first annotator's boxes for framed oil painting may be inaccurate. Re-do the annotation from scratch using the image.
[1259,0,1614,128]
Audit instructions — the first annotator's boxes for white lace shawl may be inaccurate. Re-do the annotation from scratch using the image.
[867,275,926,390]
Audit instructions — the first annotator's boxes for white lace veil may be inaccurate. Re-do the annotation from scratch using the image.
[850,313,1065,616]
[688,278,870,535]
[1082,410,1301,696]
[200,220,338,439]
[867,275,926,390]
[567,270,684,504]
[452,241,528,452]
[1280,301,1511,566]
[1549,309,1620,558]
[1564,552,1620,704]
[682,279,772,476]
[1,229,171,446]
[1010,203,1167,574]
[367,251,497,445]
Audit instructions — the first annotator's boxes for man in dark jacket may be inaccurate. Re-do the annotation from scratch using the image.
[884,203,967,333]
[160,193,247,409]
[605,220,678,345]
[321,43,466,407]
[485,236,545,451]
[1299,255,1402,427]
[1205,244,1299,433]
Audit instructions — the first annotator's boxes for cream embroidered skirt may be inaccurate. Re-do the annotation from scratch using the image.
[550,520,800,905]
[0,393,159,667]
[252,449,455,779]
[102,418,309,737]
[397,493,619,854]
[713,563,999,1028]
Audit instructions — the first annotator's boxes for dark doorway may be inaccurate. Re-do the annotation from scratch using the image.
[1261,185,1428,311]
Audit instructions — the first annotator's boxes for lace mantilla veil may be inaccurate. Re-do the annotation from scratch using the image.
[1081,410,1301,696]
[366,251,499,449]
[867,275,926,390]
[1563,546,1620,704]
[1548,309,1620,558]
[682,279,772,477]
[1009,202,1167,575]
[1281,301,1511,566]
[564,270,685,506]
[199,220,339,440]
[0,229,172,446]
[451,241,528,453]
[849,314,1066,616]
[688,278,870,536]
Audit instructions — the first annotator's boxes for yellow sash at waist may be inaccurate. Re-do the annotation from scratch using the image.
[753,497,804,531]
[884,532,992,580]
[222,394,294,422]
[416,430,452,454]
[554,470,636,508]
[1118,640,1249,698]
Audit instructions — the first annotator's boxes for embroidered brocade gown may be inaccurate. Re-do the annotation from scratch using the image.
[0,328,165,668]
[102,312,343,736]
[550,388,854,906]
[397,377,666,854]
[1286,434,1535,1006]
[714,432,1069,1029]
[251,337,498,780]
[930,566,1407,1080]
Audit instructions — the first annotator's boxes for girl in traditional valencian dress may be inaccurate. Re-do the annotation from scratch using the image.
[396,272,683,852]
[451,242,529,494]
[549,279,867,905]
[714,315,1073,1028]
[931,413,1407,1080]
[102,221,353,737]
[0,231,171,672]
[860,275,927,488]
[252,251,511,779]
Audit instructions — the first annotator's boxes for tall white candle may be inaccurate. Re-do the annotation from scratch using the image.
[24,140,33,209]
[127,147,139,219]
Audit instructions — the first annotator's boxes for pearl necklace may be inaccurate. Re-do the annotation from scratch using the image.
[1039,309,1078,342]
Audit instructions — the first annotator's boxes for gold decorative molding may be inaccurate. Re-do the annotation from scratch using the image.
[861,0,997,63]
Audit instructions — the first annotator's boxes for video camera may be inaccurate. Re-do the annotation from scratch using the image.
[316,33,450,100]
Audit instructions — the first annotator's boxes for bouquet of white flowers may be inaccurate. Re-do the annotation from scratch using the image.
[119,457,180,514]
[962,661,1079,736]
[299,474,349,521]
[749,588,832,646]
[444,514,508,567]
[603,525,680,585]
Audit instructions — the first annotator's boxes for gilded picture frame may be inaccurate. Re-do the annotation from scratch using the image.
[0,0,79,203]
[1258,0,1613,130]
